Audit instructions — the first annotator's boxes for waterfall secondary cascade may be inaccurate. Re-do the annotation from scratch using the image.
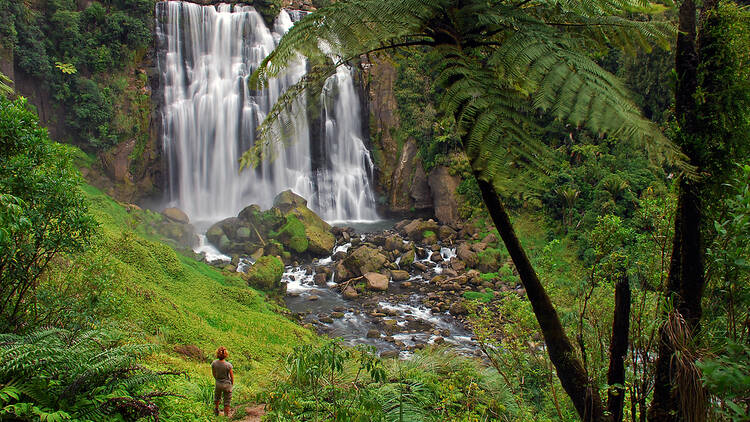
[156,2,378,223]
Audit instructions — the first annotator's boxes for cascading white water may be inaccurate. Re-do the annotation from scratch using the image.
[156,2,378,223]
[314,66,379,222]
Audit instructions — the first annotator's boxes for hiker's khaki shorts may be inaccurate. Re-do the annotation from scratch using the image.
[214,383,232,406]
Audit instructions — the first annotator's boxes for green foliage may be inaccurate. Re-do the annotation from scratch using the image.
[0,327,178,421]
[690,1,750,189]
[245,0,681,184]
[697,342,750,421]
[390,49,460,171]
[700,163,750,420]
[76,184,316,419]
[463,290,494,303]
[539,132,666,262]
[0,97,96,332]
[0,0,154,148]
[264,343,512,421]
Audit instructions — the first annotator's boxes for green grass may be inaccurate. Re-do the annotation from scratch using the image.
[80,185,316,419]
[463,290,495,303]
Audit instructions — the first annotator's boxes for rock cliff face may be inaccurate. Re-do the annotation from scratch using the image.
[364,57,462,224]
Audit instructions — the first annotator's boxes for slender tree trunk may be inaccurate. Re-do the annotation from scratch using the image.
[607,274,631,422]
[475,175,604,421]
[648,0,716,416]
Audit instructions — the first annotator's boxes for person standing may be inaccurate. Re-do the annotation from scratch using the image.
[212,346,234,417]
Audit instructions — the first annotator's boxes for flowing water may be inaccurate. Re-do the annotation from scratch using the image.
[155,2,474,357]
[156,2,377,223]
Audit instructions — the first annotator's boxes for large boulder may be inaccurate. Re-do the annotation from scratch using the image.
[272,190,334,257]
[273,190,308,214]
[399,249,415,268]
[276,215,309,253]
[157,221,195,248]
[163,207,189,224]
[457,243,478,268]
[244,256,285,292]
[390,270,410,281]
[427,165,461,225]
[402,219,440,241]
[384,235,404,252]
[343,246,388,277]
[364,272,389,291]
[306,225,335,256]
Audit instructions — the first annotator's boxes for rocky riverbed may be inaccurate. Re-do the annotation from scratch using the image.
[190,191,525,358]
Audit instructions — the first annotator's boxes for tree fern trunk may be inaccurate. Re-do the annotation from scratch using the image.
[648,0,714,416]
[607,274,631,422]
[474,176,604,422]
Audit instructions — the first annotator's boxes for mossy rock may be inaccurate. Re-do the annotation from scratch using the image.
[399,249,415,268]
[206,224,225,246]
[273,190,308,214]
[265,240,286,258]
[244,256,284,292]
[477,247,505,273]
[276,215,309,254]
[343,246,388,276]
[219,234,231,251]
[306,225,335,256]
[236,226,252,240]
[422,230,437,244]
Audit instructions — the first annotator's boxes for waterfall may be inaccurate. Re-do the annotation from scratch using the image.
[314,66,379,222]
[156,2,377,223]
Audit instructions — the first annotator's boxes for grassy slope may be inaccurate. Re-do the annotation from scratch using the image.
[81,184,315,419]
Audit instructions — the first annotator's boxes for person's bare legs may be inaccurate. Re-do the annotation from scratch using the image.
[214,400,220,416]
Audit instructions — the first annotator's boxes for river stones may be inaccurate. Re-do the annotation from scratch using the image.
[313,273,328,286]
[384,235,404,252]
[402,218,440,241]
[457,243,478,267]
[390,270,410,281]
[380,350,399,359]
[343,246,388,277]
[364,272,389,291]
[449,300,469,316]
[366,329,380,338]
[399,249,415,267]
[438,225,457,241]
[162,207,189,224]
[342,286,359,299]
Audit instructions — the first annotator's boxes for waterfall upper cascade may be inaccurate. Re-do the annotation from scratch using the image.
[156,2,378,223]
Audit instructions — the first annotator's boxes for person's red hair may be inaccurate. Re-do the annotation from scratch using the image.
[216,346,228,360]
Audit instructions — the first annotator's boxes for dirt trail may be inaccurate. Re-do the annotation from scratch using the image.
[238,404,266,422]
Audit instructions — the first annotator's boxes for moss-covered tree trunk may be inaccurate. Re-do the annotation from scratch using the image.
[474,175,605,422]
[648,0,719,418]
[607,275,631,422]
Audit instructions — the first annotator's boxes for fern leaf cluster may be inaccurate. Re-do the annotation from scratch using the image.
[244,0,689,186]
[0,328,178,421]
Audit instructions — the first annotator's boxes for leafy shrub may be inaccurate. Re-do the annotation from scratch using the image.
[0,328,180,421]
[0,97,96,332]
[263,342,515,421]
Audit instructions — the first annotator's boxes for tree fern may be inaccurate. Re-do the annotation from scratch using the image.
[244,0,686,183]
[0,327,179,421]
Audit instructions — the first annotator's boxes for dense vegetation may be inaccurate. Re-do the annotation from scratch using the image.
[0,0,153,149]
[250,0,750,420]
[0,0,749,421]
